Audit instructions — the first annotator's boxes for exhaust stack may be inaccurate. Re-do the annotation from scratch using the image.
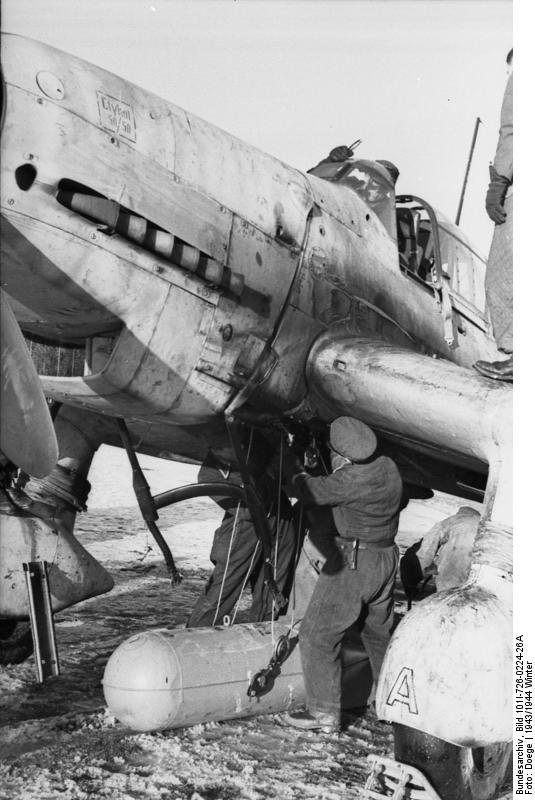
[57,190,245,297]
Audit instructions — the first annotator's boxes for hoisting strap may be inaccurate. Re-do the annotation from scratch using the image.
[117,418,182,585]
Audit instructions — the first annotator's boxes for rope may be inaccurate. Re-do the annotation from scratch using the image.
[273,433,284,579]
[213,429,255,625]
[230,539,260,625]
[270,432,285,642]
[212,502,242,625]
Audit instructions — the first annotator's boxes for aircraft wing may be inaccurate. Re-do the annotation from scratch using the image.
[303,333,511,494]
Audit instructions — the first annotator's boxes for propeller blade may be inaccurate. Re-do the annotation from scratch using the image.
[0,291,58,476]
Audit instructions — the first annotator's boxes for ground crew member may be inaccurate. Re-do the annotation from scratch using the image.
[308,146,399,184]
[307,146,399,242]
[279,416,402,732]
[400,506,480,604]
[475,49,513,381]
[187,438,299,627]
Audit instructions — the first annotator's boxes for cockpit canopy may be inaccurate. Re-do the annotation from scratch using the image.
[309,157,487,319]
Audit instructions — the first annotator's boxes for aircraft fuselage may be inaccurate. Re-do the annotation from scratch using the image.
[1,34,498,447]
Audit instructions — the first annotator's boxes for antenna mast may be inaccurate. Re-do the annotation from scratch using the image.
[455,117,482,226]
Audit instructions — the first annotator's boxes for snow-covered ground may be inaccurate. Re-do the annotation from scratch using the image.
[0,447,512,799]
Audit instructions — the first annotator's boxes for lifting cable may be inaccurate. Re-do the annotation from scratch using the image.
[273,430,284,579]
[229,540,260,627]
[270,430,285,642]
[213,505,243,626]
[223,428,280,628]
[247,429,317,698]
[225,414,286,613]
[221,425,289,638]
[212,429,255,625]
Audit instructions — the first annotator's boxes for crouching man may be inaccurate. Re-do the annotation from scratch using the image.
[280,417,402,733]
[400,505,480,604]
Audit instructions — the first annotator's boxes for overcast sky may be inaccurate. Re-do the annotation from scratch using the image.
[3,0,512,254]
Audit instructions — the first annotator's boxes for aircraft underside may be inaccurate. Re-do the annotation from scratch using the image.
[0,33,513,800]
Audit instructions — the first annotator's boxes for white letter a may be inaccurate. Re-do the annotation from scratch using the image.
[386,667,419,714]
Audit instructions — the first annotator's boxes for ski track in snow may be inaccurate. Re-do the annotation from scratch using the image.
[0,448,513,799]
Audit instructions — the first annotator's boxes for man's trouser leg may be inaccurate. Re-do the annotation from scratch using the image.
[485,191,513,353]
[298,546,398,718]
[187,510,260,627]
[298,559,364,720]
[360,547,399,701]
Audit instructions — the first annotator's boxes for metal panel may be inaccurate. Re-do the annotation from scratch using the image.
[2,59,233,264]
[307,335,511,465]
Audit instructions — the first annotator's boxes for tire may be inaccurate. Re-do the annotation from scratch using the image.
[393,723,512,800]
[0,620,34,664]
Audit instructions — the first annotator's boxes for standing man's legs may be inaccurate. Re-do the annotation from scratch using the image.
[359,547,399,702]
[298,560,365,723]
[475,190,513,380]
[296,546,398,722]
[485,192,513,354]
[187,510,260,627]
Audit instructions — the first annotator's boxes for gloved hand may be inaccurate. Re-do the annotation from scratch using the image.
[399,542,424,602]
[485,165,510,224]
[328,145,354,162]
